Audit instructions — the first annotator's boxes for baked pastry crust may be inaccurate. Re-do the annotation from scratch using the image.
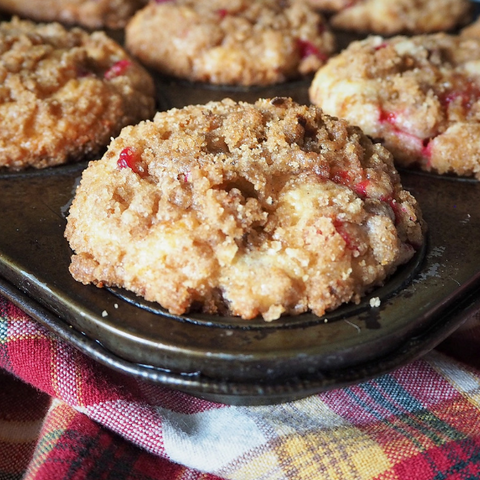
[306,0,472,35]
[0,17,155,170]
[65,97,424,321]
[125,0,335,86]
[310,33,480,179]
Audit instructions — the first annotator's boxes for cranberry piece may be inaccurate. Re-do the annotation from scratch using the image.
[379,109,397,125]
[117,147,140,173]
[331,169,351,185]
[374,43,388,51]
[297,39,328,62]
[331,170,370,198]
[379,108,434,160]
[104,59,131,80]
[353,180,370,198]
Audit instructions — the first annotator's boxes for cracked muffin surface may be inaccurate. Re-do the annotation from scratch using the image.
[310,33,480,179]
[0,17,155,170]
[65,97,424,321]
[125,0,335,86]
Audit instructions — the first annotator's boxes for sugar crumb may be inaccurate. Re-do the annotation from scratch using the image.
[369,297,381,308]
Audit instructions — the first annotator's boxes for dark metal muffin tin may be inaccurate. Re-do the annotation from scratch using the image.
[1,72,480,405]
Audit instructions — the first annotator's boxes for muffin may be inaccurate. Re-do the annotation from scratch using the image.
[306,0,472,35]
[125,0,335,86]
[0,17,155,170]
[0,0,147,30]
[310,33,480,179]
[65,97,425,321]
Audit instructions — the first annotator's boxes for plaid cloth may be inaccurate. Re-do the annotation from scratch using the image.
[1,295,480,480]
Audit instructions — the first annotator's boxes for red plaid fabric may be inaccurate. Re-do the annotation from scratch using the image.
[1,295,480,480]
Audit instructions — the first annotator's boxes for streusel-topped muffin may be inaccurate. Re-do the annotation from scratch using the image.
[126,0,335,86]
[65,97,424,321]
[307,0,472,35]
[0,17,155,170]
[310,33,480,179]
[0,0,147,29]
